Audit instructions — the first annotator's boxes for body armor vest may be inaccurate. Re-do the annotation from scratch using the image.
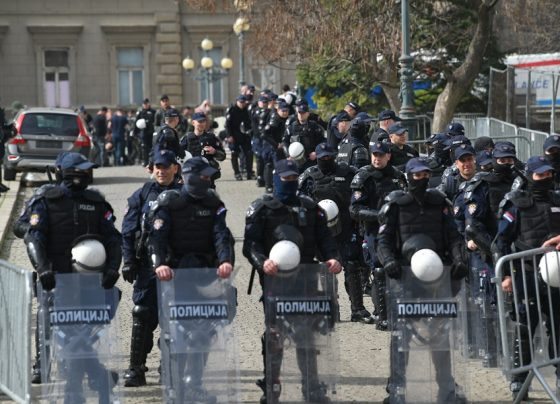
[515,197,560,250]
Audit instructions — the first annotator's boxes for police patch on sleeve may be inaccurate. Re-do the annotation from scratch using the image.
[104,210,113,221]
[29,213,39,226]
[467,203,477,215]
[246,204,256,218]
[453,206,459,216]
[353,191,362,200]
[153,218,164,230]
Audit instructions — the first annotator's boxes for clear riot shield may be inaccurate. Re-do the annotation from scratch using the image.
[263,264,338,403]
[158,268,239,404]
[37,273,122,404]
[388,267,467,404]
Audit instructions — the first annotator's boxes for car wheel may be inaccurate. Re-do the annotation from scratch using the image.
[4,167,16,181]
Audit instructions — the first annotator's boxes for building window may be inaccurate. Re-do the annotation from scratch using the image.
[43,49,70,108]
[200,47,224,104]
[117,47,144,106]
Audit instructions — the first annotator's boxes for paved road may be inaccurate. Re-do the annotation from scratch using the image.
[0,161,539,403]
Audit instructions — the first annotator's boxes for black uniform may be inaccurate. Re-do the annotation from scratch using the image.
[388,144,419,171]
[151,125,185,164]
[225,103,253,178]
[135,107,156,166]
[180,131,226,183]
[262,111,288,189]
[283,119,324,172]
[243,192,339,402]
[336,135,370,170]
[350,164,407,328]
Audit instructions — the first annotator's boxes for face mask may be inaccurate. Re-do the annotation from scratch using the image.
[407,177,429,197]
[273,175,298,204]
[493,162,513,178]
[529,177,554,200]
[62,170,90,191]
[317,158,336,174]
[184,174,211,199]
[546,153,560,169]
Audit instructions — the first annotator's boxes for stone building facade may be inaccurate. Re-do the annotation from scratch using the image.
[0,0,295,112]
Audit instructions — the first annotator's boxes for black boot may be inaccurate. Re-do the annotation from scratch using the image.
[373,270,388,331]
[124,306,153,387]
[346,268,374,324]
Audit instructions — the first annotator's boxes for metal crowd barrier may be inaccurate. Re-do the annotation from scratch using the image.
[0,260,33,403]
[494,247,560,404]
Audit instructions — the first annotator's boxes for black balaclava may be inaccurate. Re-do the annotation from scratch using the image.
[273,174,298,204]
[407,173,430,200]
[62,169,91,191]
[546,152,560,171]
[317,157,336,175]
[528,175,554,201]
[183,173,211,199]
[492,159,514,179]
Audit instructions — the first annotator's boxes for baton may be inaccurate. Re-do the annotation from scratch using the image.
[247,266,256,295]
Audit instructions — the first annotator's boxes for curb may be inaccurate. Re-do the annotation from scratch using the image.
[0,175,22,248]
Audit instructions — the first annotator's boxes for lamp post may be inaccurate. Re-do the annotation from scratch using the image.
[182,38,233,102]
[399,0,416,120]
[233,17,250,87]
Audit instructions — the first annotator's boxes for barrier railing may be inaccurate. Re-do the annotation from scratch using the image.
[494,247,560,404]
[0,260,33,403]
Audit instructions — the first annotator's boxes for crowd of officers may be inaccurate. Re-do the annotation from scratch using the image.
[15,83,560,403]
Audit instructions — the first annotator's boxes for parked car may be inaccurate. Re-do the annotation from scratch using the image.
[3,107,92,181]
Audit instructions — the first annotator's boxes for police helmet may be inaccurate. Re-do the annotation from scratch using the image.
[71,238,106,273]
[269,240,301,276]
[135,118,147,130]
[318,199,342,236]
[410,249,444,282]
[288,142,305,164]
[401,234,437,263]
[539,251,560,288]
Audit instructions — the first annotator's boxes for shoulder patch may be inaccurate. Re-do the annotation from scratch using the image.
[246,199,265,219]
[153,218,164,230]
[29,213,40,226]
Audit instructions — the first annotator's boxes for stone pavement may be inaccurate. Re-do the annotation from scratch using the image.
[0,161,548,403]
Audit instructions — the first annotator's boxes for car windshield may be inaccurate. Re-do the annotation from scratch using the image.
[21,113,79,137]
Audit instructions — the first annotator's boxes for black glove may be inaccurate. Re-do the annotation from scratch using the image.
[102,270,120,289]
[384,260,402,279]
[39,270,56,291]
[451,261,468,280]
[121,262,139,284]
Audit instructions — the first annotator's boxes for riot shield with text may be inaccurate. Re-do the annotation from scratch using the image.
[264,264,338,403]
[38,273,122,404]
[158,268,239,404]
[388,267,468,404]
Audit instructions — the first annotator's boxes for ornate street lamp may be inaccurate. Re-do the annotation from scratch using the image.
[182,38,233,102]
[233,16,250,87]
[399,0,416,120]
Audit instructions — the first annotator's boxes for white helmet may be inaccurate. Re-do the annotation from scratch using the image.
[71,239,106,273]
[410,249,444,282]
[539,251,560,288]
[288,142,305,164]
[178,150,193,165]
[269,240,300,276]
[318,199,342,236]
[135,118,147,130]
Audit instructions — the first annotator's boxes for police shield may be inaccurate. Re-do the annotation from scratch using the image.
[38,273,121,404]
[158,267,239,404]
[388,267,468,403]
[263,264,338,403]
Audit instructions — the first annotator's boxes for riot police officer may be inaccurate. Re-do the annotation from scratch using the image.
[425,133,452,187]
[370,110,401,144]
[135,98,156,167]
[147,156,234,402]
[299,143,371,323]
[150,108,185,166]
[181,112,226,185]
[24,152,122,383]
[350,141,407,330]
[543,135,560,187]
[377,157,468,403]
[283,104,325,172]
[438,144,477,201]
[121,150,182,387]
[225,94,253,180]
[387,123,419,170]
[243,158,342,404]
[326,111,352,149]
[493,156,560,400]
[262,101,290,191]
[251,94,271,187]
[154,94,171,133]
[336,113,373,170]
